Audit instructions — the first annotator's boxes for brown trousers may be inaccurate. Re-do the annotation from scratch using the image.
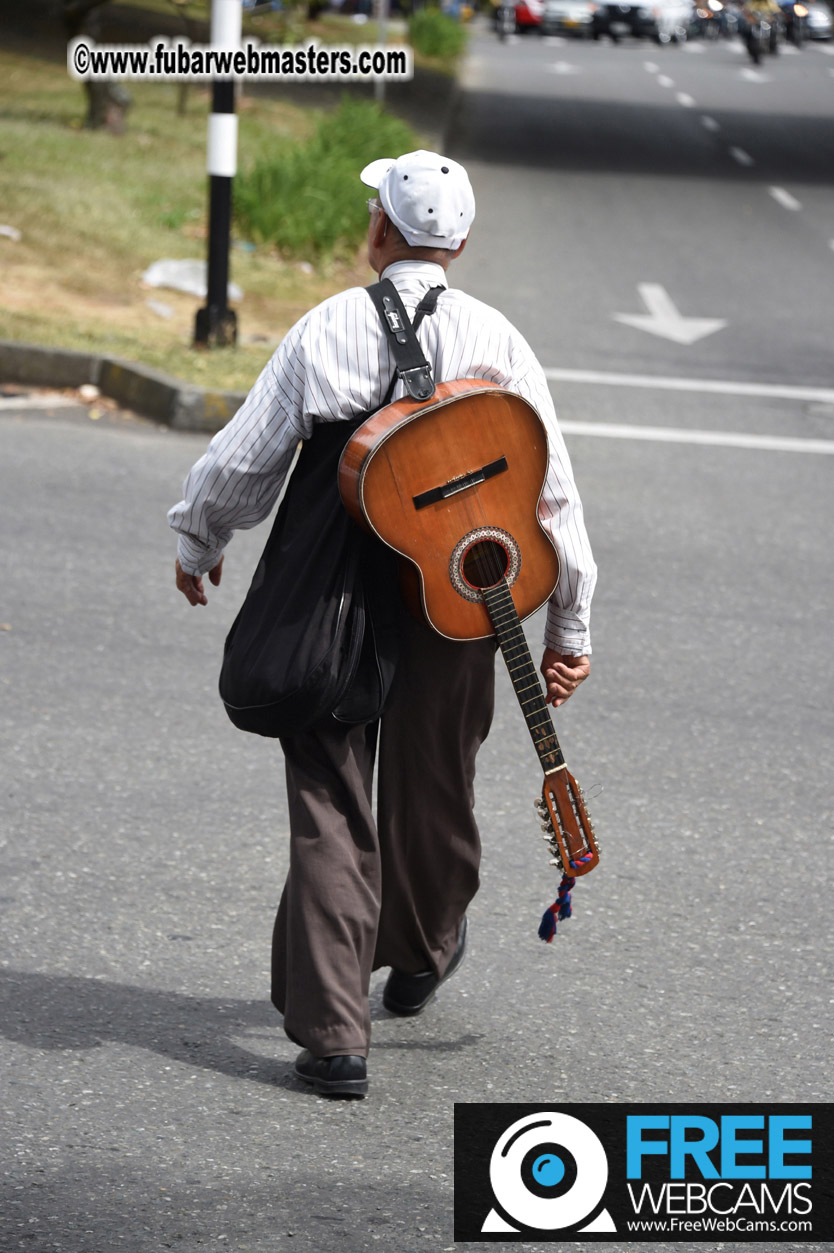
[272,612,496,1058]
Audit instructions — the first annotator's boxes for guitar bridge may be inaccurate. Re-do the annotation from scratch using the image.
[413,458,508,510]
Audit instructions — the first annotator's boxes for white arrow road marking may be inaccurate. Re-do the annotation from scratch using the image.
[544,366,834,406]
[770,186,802,211]
[612,284,728,345]
[559,421,834,455]
[730,146,755,166]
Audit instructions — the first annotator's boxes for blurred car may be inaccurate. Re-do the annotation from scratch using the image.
[592,2,644,36]
[542,0,598,34]
[803,0,833,35]
[515,0,545,27]
[590,0,693,36]
[643,0,696,39]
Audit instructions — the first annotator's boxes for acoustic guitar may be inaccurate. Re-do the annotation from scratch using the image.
[338,378,599,886]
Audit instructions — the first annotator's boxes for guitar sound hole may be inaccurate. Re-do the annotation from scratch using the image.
[461,539,509,590]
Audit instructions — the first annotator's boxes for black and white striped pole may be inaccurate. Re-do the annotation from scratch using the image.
[194,0,242,348]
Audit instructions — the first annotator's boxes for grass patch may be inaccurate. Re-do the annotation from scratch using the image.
[235,98,419,259]
[408,7,469,60]
[0,47,419,392]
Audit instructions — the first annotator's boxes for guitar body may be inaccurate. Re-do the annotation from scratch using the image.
[340,377,601,894]
[338,380,560,640]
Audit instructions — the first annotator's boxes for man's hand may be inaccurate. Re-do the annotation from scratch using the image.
[175,557,224,607]
[540,649,590,708]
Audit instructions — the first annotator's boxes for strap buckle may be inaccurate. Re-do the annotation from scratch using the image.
[399,365,435,402]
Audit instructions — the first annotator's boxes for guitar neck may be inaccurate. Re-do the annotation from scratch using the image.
[480,578,565,776]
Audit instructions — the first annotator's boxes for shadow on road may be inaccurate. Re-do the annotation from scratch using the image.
[452,88,834,183]
[0,968,486,1085]
[0,967,293,1087]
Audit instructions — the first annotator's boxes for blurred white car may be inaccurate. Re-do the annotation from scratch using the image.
[804,0,833,36]
[641,0,695,40]
[541,0,598,34]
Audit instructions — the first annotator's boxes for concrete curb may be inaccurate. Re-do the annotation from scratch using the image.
[0,339,247,434]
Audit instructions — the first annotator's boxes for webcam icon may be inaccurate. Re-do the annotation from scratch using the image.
[482,1111,616,1233]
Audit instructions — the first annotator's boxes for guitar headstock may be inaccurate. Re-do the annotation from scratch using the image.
[535,768,600,877]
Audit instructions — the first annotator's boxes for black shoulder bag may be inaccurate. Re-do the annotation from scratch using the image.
[218,280,442,738]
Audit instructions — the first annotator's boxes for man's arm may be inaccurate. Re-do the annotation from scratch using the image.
[167,352,304,587]
[502,333,597,673]
[168,287,384,590]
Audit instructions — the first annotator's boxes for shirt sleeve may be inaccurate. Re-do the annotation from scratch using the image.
[505,331,598,656]
[167,339,308,576]
[167,288,389,575]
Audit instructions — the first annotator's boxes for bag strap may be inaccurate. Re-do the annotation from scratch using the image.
[366,279,443,403]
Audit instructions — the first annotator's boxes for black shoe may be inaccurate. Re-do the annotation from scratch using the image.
[294,1050,368,1098]
[383,917,468,1017]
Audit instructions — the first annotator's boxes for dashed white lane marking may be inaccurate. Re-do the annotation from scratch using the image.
[701,115,720,131]
[677,92,696,107]
[730,146,755,166]
[769,186,802,211]
[559,421,834,455]
[644,60,660,72]
[740,67,770,82]
[658,74,675,87]
[544,366,834,407]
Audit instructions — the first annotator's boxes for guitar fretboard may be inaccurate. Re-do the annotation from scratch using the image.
[481,578,566,775]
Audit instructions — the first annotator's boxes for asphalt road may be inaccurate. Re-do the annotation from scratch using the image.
[453,27,834,387]
[2,25,834,1253]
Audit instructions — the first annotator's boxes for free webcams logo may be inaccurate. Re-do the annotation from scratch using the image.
[454,1103,832,1242]
[481,1111,616,1233]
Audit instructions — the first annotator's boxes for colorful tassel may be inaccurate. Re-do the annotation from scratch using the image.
[538,853,594,942]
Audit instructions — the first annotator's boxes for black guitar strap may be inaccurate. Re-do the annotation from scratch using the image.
[366,279,443,405]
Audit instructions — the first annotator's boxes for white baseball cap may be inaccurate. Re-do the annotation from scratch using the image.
[360,149,475,251]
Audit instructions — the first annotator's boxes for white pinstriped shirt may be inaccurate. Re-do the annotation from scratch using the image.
[168,260,597,654]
